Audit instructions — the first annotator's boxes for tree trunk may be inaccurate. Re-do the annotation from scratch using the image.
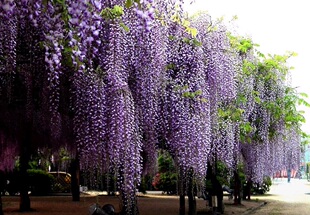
[233,170,241,205]
[19,127,31,212]
[188,168,196,215]
[179,194,185,215]
[19,158,31,211]
[70,158,80,202]
[211,176,223,214]
[0,173,3,215]
[0,194,3,215]
[242,178,252,200]
[247,179,252,200]
[179,168,186,215]
[188,193,196,215]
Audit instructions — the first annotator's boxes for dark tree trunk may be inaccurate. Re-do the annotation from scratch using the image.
[188,168,196,215]
[233,170,241,205]
[179,168,186,215]
[179,194,185,215]
[243,179,252,200]
[211,176,223,214]
[19,157,31,211]
[188,191,196,215]
[207,162,224,214]
[19,126,31,212]
[0,194,3,215]
[0,173,3,215]
[70,157,80,202]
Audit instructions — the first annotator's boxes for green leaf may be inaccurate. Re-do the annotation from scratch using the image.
[125,0,133,8]
[200,98,208,103]
[192,38,202,47]
[112,5,124,16]
[194,90,202,96]
[299,92,308,98]
[120,22,130,32]
[182,92,191,98]
[254,96,261,104]
[165,63,175,70]
[168,35,176,41]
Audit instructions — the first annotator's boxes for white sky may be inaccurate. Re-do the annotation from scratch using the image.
[185,0,310,133]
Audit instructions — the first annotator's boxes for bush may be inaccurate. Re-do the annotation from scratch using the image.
[152,151,177,195]
[158,172,177,195]
[27,169,55,195]
[4,169,55,196]
[251,176,272,194]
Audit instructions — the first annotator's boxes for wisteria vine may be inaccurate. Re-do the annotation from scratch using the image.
[0,1,307,214]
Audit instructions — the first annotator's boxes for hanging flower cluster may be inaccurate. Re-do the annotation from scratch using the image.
[191,13,241,168]
[0,1,306,213]
[239,53,303,183]
[160,22,212,186]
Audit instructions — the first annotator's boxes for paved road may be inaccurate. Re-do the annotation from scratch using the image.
[251,178,310,215]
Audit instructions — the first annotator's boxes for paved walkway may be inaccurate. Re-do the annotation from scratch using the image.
[250,178,310,215]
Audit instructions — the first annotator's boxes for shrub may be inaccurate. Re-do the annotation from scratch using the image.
[152,151,177,195]
[27,169,55,195]
[251,176,272,194]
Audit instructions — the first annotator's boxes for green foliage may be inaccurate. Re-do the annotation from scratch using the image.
[100,4,130,32]
[182,89,203,99]
[4,169,55,196]
[301,133,310,145]
[240,122,253,143]
[228,34,254,55]
[238,39,253,54]
[242,60,256,76]
[215,161,231,186]
[44,0,71,29]
[282,87,310,128]
[157,172,177,194]
[125,0,141,9]
[138,175,152,194]
[239,50,310,141]
[100,5,124,20]
[218,106,244,122]
[229,163,246,189]
[27,169,55,195]
[182,37,202,47]
[251,176,272,195]
[158,151,175,173]
[172,84,206,102]
[154,151,177,194]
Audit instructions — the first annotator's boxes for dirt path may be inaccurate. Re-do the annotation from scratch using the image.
[2,193,263,215]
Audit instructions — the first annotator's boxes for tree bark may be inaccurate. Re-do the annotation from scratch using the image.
[248,180,252,200]
[179,194,185,215]
[0,173,3,215]
[188,168,196,215]
[70,158,80,202]
[233,170,241,205]
[179,168,186,215]
[19,126,31,212]
[244,179,252,200]
[0,194,3,215]
[19,156,31,211]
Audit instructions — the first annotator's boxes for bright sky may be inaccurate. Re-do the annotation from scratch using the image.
[185,0,310,133]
